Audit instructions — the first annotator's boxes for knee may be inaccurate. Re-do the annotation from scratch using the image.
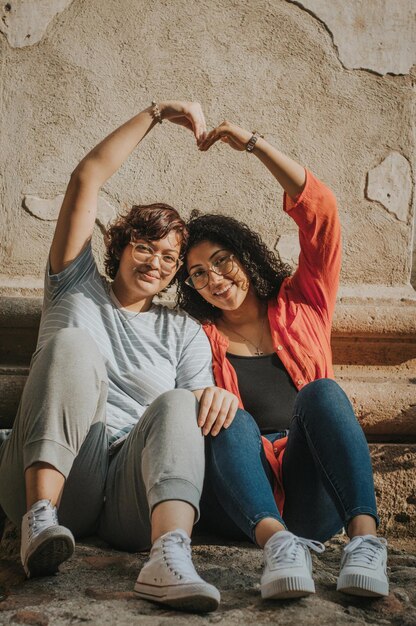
[210,409,260,445]
[40,328,105,374]
[296,379,348,408]
[151,389,199,430]
[158,389,198,413]
[294,378,355,426]
[44,328,98,361]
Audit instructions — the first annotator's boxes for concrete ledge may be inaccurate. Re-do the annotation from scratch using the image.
[337,366,416,437]
[1,296,415,366]
[1,365,415,436]
[0,296,415,435]
[0,295,415,336]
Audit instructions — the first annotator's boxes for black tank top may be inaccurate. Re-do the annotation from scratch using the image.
[226,352,298,434]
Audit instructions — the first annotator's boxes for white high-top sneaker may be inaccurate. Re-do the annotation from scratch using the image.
[21,499,75,578]
[134,529,220,612]
[261,530,325,599]
[337,535,389,597]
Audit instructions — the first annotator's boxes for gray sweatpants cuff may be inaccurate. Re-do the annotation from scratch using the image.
[24,440,76,479]
[148,478,201,523]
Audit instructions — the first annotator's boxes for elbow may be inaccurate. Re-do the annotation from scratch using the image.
[70,163,101,188]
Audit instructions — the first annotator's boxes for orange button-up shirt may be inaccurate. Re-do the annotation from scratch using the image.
[203,170,342,514]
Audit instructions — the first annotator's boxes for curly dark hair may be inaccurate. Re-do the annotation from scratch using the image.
[105,203,188,280]
[175,211,292,323]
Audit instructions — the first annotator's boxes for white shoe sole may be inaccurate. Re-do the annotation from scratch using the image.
[261,575,315,599]
[134,580,220,612]
[337,573,389,597]
[23,526,75,578]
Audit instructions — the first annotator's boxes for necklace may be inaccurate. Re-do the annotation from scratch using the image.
[221,313,267,356]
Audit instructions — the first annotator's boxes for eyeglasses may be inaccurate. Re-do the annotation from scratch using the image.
[130,242,182,273]
[185,253,235,290]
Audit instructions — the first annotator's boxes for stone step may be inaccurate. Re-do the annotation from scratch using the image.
[1,296,416,366]
[0,367,28,428]
[0,364,414,439]
[335,364,416,440]
[0,296,415,436]
[0,297,42,366]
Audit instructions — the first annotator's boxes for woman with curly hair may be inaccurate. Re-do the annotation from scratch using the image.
[176,121,389,600]
[0,101,242,613]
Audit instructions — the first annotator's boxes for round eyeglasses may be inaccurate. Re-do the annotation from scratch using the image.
[185,253,235,290]
[130,242,182,273]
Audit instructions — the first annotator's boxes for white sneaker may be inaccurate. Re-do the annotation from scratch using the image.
[21,499,75,578]
[134,529,220,612]
[261,530,325,599]
[337,534,389,597]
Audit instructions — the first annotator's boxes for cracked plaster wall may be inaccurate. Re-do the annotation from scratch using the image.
[0,0,414,295]
[289,0,416,75]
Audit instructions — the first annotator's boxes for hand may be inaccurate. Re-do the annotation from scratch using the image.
[159,100,207,144]
[195,387,239,436]
[198,120,252,152]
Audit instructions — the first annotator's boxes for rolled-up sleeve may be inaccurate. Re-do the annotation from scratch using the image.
[283,170,342,322]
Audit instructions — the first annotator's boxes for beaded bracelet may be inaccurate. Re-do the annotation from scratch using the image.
[151,100,162,124]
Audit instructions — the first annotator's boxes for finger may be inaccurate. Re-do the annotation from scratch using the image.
[197,129,207,145]
[196,105,207,139]
[195,112,207,143]
[199,127,216,145]
[211,397,236,435]
[197,388,214,427]
[202,399,225,436]
[198,129,222,151]
[210,410,228,437]
[209,396,233,436]
[222,399,239,429]
[172,117,194,131]
[189,104,207,143]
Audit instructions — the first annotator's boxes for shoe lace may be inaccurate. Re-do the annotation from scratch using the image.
[343,535,387,565]
[27,500,58,540]
[267,534,325,567]
[160,531,196,581]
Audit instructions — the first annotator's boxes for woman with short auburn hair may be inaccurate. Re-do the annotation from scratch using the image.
[0,102,242,614]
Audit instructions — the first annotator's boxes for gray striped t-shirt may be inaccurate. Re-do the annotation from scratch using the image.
[37,243,214,444]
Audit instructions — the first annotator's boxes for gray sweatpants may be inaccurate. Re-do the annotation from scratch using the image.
[0,328,204,551]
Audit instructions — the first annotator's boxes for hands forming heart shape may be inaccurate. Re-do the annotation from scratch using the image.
[158,100,254,152]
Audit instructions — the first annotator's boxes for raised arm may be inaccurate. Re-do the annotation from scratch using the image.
[198,120,341,319]
[50,101,207,274]
[197,121,306,199]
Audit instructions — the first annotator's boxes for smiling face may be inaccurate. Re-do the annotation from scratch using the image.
[112,232,182,310]
[186,240,251,312]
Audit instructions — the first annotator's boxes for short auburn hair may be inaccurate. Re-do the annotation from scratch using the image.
[104,203,188,279]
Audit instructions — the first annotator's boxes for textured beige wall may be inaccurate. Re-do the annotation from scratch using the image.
[0,0,414,297]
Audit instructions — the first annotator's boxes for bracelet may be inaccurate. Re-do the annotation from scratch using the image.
[151,100,162,124]
[246,130,264,153]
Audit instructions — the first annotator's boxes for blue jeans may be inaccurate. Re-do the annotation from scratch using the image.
[199,379,379,544]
